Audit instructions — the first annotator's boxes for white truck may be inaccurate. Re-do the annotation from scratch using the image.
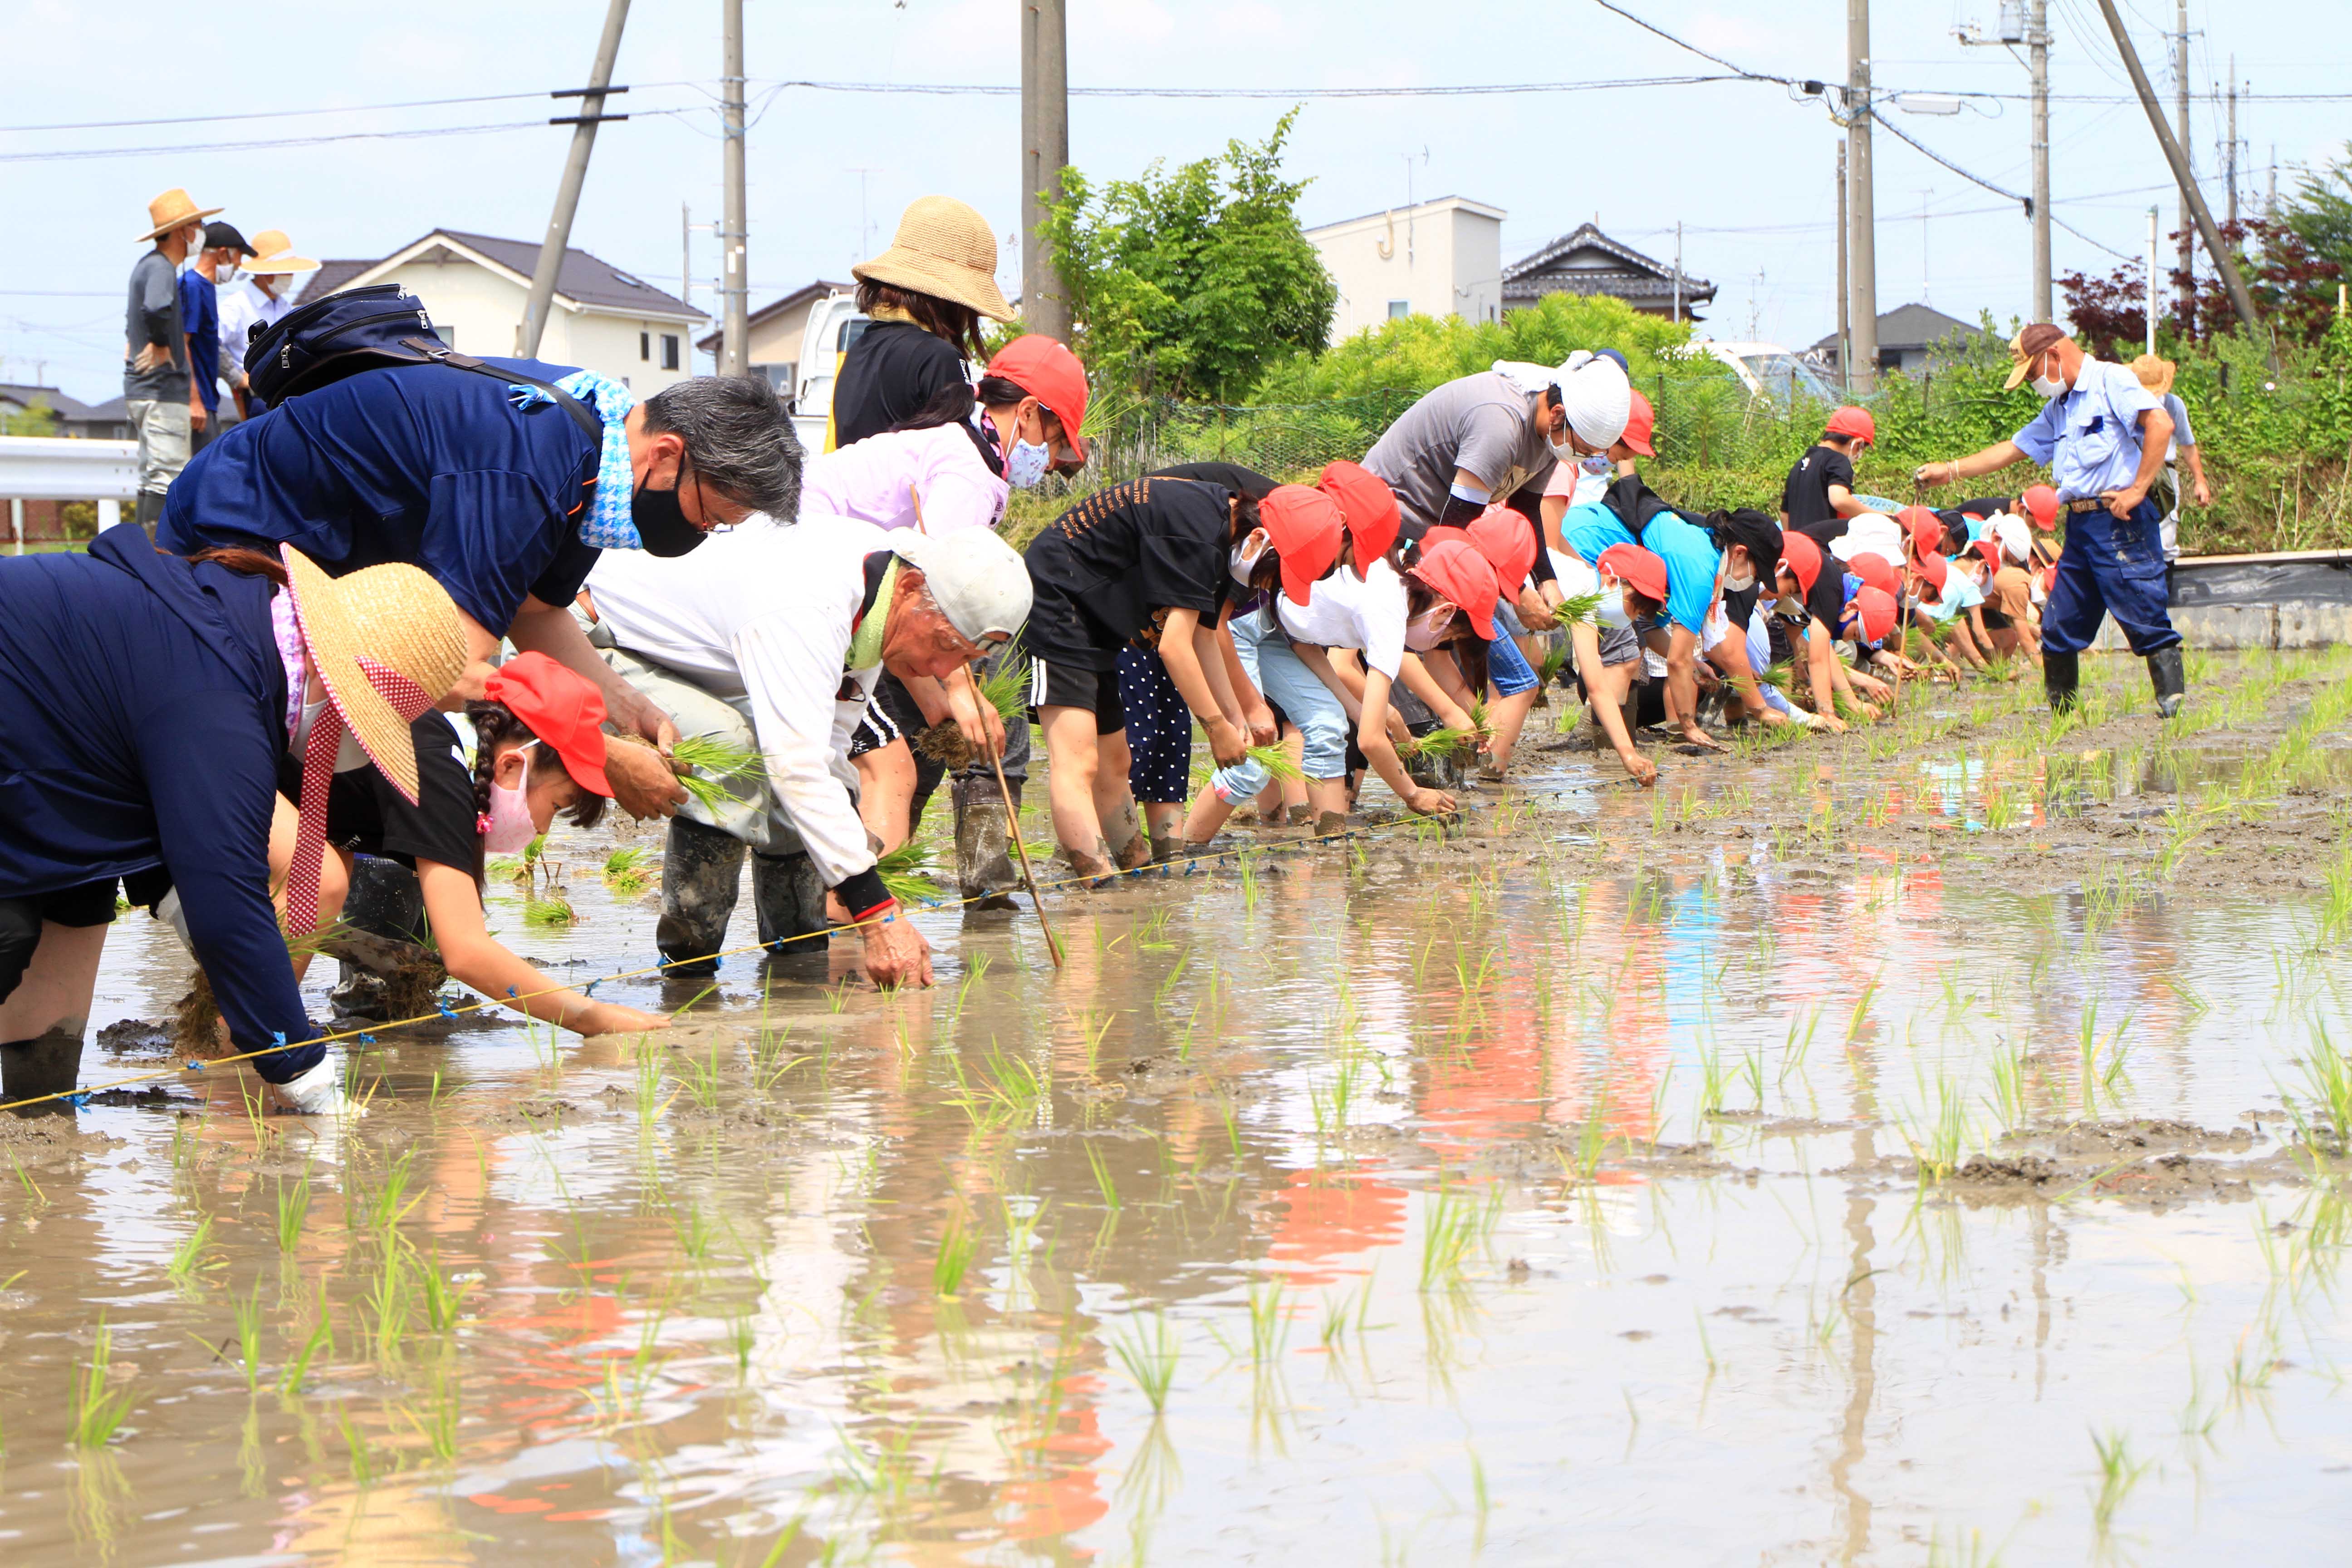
[781,290,872,455]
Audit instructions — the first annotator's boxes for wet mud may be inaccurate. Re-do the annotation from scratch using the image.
[2,648,2350,1563]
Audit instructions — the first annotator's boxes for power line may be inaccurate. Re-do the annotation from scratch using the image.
[0,82,710,136]
[0,111,696,166]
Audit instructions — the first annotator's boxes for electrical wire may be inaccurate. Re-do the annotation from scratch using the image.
[0,110,700,166]
[0,82,710,135]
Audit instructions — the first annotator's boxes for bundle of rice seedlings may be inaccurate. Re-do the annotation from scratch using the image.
[609,732,764,813]
[916,720,976,769]
[1401,726,1478,760]
[877,841,945,905]
[1244,742,1304,782]
[1536,644,1573,688]
[975,643,1031,724]
[1755,661,1797,694]
[1551,588,1606,628]
[524,896,577,927]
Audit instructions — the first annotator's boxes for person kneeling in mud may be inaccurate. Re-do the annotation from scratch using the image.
[253,652,669,1041]
[585,515,1026,988]
[1574,543,1672,785]
[1181,493,1458,847]
[1023,474,1329,882]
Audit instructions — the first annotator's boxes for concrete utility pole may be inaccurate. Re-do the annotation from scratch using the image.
[1019,0,1072,340]
[2173,0,2193,301]
[719,0,749,378]
[2147,206,2161,352]
[520,0,631,359]
[1837,141,1851,389]
[1846,0,1879,392]
[2028,0,2053,320]
[2091,0,2269,366]
[2225,64,2239,226]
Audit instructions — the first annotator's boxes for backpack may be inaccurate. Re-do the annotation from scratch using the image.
[243,283,600,440]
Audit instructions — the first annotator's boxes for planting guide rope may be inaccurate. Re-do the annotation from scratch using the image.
[0,813,1453,1116]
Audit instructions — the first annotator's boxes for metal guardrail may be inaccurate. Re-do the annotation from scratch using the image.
[0,436,141,500]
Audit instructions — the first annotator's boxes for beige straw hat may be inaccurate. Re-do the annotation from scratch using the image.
[2129,353,2177,397]
[852,196,1016,322]
[244,229,321,275]
[136,187,223,243]
[279,545,468,804]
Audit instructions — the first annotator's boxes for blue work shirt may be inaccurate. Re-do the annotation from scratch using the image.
[159,358,601,635]
[1557,502,1637,566]
[178,268,222,414]
[1641,513,1723,636]
[2011,358,2161,501]
[0,526,316,1056]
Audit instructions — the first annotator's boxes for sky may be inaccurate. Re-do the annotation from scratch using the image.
[5,0,2348,404]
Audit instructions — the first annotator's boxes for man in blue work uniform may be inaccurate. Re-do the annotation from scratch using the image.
[160,359,803,816]
[1915,323,2181,716]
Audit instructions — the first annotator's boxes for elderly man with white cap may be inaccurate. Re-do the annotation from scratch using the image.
[583,514,1030,989]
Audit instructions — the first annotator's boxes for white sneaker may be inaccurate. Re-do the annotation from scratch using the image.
[265,1055,350,1117]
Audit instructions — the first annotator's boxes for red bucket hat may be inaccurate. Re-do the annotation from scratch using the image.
[1597,541,1668,602]
[1898,505,1946,557]
[1777,529,1823,598]
[983,334,1090,461]
[1825,405,1876,446]
[1316,459,1401,568]
[2021,483,2060,530]
[1463,504,1539,593]
[1408,538,1500,640]
[1620,388,1657,457]
[1911,544,1949,594]
[1256,485,1346,606]
[1849,551,1901,598]
[1849,586,1898,644]
[480,652,613,797]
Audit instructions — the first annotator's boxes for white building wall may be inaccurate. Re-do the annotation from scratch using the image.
[374,255,699,392]
[1305,197,1506,345]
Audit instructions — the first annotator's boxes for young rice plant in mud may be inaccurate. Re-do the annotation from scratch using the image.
[1110,1313,1181,1412]
[70,1316,137,1447]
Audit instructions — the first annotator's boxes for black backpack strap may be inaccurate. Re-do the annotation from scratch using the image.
[397,338,603,442]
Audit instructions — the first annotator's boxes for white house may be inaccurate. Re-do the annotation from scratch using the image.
[1303,196,1505,344]
[299,230,707,392]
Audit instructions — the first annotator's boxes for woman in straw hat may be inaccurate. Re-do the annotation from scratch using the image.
[0,528,466,1116]
[831,195,1019,451]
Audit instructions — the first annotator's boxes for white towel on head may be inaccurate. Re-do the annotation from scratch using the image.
[1490,355,1585,398]
[1490,352,1628,449]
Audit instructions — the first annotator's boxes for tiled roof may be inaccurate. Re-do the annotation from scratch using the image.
[1502,221,1715,305]
[293,231,705,321]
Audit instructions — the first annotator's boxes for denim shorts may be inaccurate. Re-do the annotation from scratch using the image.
[1487,628,1539,697]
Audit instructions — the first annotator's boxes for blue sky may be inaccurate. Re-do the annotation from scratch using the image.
[4,0,2346,402]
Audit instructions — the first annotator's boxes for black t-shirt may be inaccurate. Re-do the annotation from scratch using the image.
[1781,444,1856,530]
[1954,495,2011,521]
[278,711,480,877]
[830,321,969,448]
[1721,582,1761,635]
[1025,476,1231,654]
[1149,461,1279,500]
[1800,554,1849,632]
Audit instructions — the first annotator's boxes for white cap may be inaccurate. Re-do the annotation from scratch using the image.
[892,527,1032,644]
[1991,514,2030,565]
[1551,349,1632,450]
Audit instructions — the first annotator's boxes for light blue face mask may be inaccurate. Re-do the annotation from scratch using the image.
[1006,439,1050,489]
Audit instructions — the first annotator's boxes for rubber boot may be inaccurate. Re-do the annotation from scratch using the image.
[133,490,164,541]
[953,774,1019,907]
[2147,646,2186,719]
[2043,650,2081,714]
[2,1028,82,1117]
[751,849,829,955]
[656,816,746,975]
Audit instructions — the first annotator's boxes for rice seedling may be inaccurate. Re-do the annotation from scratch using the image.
[1083,1140,1123,1213]
[877,839,945,905]
[653,733,766,813]
[1901,1067,1970,1185]
[679,1046,724,1112]
[279,1306,332,1397]
[933,1210,977,1301]
[418,1248,473,1333]
[1401,725,1477,761]
[1535,642,1573,688]
[1557,1089,1612,1181]
[974,640,1031,722]
[1696,1045,1730,1121]
[6,1147,46,1207]
[523,893,577,926]
[602,845,650,894]
[272,1173,310,1252]
[1244,742,1305,783]
[1418,1183,1486,1293]
[2291,1021,2352,1152]
[69,1317,136,1447]
[230,1282,264,1391]
[167,1215,220,1288]
[2089,1426,2148,1539]
[1110,1313,1181,1412]
[1986,1042,2031,1133]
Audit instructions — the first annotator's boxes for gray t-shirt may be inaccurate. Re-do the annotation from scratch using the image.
[2160,391,2195,462]
[123,248,188,401]
[1361,370,1557,534]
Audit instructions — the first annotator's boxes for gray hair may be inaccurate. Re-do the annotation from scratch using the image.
[641,377,803,520]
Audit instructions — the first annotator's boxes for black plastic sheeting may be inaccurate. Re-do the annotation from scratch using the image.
[2171,554,2352,608]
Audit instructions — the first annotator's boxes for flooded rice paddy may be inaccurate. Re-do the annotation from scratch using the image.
[6,647,2352,1564]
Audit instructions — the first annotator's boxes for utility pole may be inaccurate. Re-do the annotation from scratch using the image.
[2225,64,2238,226]
[2028,0,2052,320]
[681,202,692,310]
[520,0,631,359]
[2173,0,2192,306]
[1673,221,1683,324]
[2147,206,2160,352]
[1846,0,1878,392]
[1019,0,1072,340]
[1836,142,1850,391]
[2091,0,2270,367]
[719,0,749,379]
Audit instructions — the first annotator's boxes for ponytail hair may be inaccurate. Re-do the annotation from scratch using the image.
[184,545,289,586]
[463,698,608,885]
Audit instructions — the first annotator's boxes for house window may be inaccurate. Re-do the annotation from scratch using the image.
[661,333,681,371]
[1387,300,1412,319]
[437,324,456,350]
[640,331,651,362]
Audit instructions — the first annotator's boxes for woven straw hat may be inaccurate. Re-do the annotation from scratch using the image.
[2129,353,2177,396]
[280,545,467,804]
[245,229,321,274]
[137,187,222,243]
[853,196,1015,322]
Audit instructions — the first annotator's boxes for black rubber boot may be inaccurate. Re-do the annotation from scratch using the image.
[953,774,1020,906]
[656,817,746,975]
[2,1029,83,1116]
[2148,646,2186,719]
[2043,650,2081,714]
[751,849,829,954]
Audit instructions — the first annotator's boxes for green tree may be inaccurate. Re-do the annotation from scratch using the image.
[1,397,58,437]
[1040,110,1336,404]
[2286,141,2352,279]
[1248,292,1711,404]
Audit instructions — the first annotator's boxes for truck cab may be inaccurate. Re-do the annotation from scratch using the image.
[784,291,872,455]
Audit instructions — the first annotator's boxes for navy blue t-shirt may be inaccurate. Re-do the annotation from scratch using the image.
[178,270,222,414]
[158,358,601,635]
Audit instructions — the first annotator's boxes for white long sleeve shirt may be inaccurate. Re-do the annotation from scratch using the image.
[586,512,888,890]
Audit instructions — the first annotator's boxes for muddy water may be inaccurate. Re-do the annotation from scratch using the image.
[4,651,2351,1565]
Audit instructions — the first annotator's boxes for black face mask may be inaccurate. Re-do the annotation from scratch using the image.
[632,474,707,558]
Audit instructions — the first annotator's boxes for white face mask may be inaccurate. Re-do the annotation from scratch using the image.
[216,264,240,287]
[1404,602,1456,651]
[1005,438,1050,489]
[1596,575,1632,629]
[296,695,373,774]
[1228,529,1269,588]
[1723,565,1757,595]
[2030,357,2065,400]
[1546,422,1580,463]
[480,752,538,854]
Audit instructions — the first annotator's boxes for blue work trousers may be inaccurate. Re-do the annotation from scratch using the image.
[2042,497,2179,657]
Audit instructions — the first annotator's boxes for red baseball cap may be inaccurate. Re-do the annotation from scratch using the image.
[1620,388,1657,456]
[2022,483,2059,530]
[1826,406,1876,446]
[1849,550,1901,598]
[1597,541,1668,602]
[1912,545,1950,594]
[480,652,612,797]
[1777,529,1823,597]
[1463,504,1539,593]
[1408,538,1500,640]
[1971,537,2004,574]
[1849,586,1898,643]
[1898,505,1946,556]
[984,334,1090,461]
[1316,459,1401,568]
[1256,485,1346,606]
